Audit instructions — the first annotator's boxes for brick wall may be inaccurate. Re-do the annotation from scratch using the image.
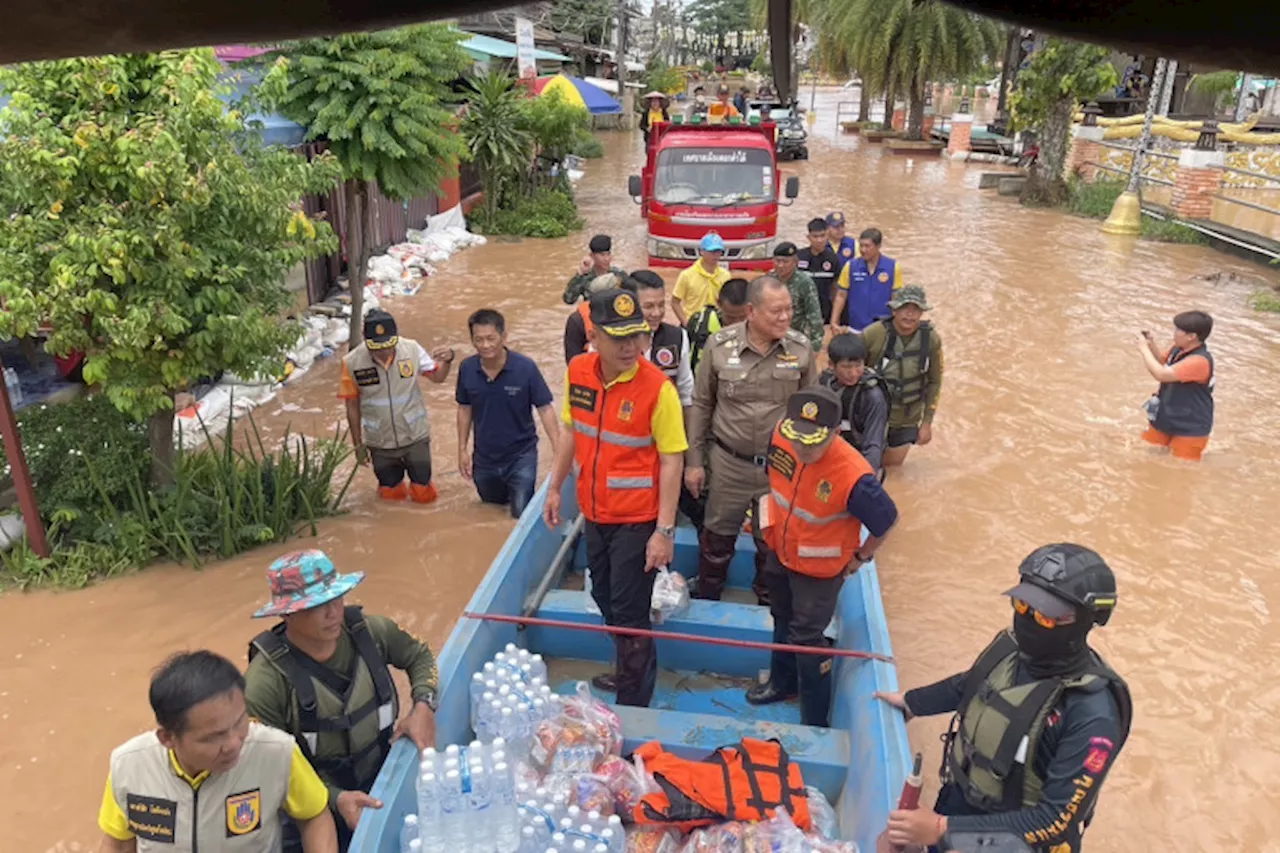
[947,118,972,155]
[1171,166,1222,220]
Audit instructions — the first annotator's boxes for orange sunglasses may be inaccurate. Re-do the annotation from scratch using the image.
[1012,597,1076,629]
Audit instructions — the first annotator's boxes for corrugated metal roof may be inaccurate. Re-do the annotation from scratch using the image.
[459,31,570,62]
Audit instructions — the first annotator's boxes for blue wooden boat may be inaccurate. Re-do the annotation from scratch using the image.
[351,478,911,852]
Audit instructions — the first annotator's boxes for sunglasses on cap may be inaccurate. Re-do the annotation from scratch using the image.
[1012,597,1077,629]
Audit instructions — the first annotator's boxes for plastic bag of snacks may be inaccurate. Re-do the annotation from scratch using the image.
[574,774,616,815]
[804,787,838,840]
[596,754,656,818]
[680,822,746,853]
[628,827,685,853]
[650,568,690,624]
[561,681,624,756]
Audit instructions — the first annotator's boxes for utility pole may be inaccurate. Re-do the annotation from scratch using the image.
[1103,56,1168,236]
[617,0,633,127]
[1234,72,1255,122]
[1158,59,1178,116]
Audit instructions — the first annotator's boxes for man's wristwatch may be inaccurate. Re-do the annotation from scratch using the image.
[852,550,873,564]
[656,525,676,539]
[414,690,439,712]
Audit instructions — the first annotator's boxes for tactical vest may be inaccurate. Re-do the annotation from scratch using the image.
[648,323,686,382]
[107,723,295,853]
[820,369,882,449]
[877,319,932,410]
[688,307,722,374]
[344,340,431,450]
[1153,345,1214,437]
[249,606,398,792]
[945,631,1132,814]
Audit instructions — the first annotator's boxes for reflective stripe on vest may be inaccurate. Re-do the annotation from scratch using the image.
[1153,345,1214,437]
[567,353,667,524]
[249,606,398,792]
[108,724,295,853]
[633,738,812,832]
[759,425,872,578]
[878,319,932,410]
[945,630,1133,814]
[344,340,431,450]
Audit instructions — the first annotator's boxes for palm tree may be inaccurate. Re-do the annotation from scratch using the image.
[830,0,1004,140]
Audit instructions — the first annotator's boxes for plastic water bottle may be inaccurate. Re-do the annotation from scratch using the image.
[565,806,581,827]
[529,654,547,681]
[593,843,609,853]
[586,811,602,832]
[468,765,494,851]
[572,840,588,853]
[441,769,468,852]
[551,832,567,851]
[499,706,516,744]
[3,368,20,407]
[599,829,622,853]
[493,762,520,853]
[402,814,420,852]
[418,773,446,853]
[470,673,487,717]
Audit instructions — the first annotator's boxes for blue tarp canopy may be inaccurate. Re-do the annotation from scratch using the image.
[459,31,571,63]
[532,74,623,115]
[218,68,308,147]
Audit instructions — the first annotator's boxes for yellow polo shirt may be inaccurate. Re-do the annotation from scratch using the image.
[98,744,329,841]
[673,261,730,319]
[562,365,688,455]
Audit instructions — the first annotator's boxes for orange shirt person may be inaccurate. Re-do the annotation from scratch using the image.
[1138,310,1215,461]
[707,84,741,124]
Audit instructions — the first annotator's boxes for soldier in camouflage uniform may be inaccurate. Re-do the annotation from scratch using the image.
[771,243,825,352]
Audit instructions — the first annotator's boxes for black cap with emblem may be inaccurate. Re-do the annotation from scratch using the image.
[778,386,840,445]
[589,234,612,253]
[589,288,651,338]
[363,308,399,351]
[773,241,798,258]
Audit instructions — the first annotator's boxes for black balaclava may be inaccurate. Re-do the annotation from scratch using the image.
[1014,607,1094,679]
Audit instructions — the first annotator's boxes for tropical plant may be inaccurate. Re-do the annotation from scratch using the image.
[263,25,470,346]
[830,0,1003,140]
[1187,70,1241,114]
[644,58,687,97]
[0,51,339,485]
[524,89,592,183]
[1009,38,1118,203]
[690,0,753,52]
[462,72,536,222]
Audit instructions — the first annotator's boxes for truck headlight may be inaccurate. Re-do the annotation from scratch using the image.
[648,239,685,260]
[739,242,771,260]
[784,130,805,139]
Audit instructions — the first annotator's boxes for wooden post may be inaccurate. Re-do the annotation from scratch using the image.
[0,358,49,557]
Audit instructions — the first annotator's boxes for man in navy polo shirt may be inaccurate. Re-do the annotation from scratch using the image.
[456,309,560,518]
[831,227,903,330]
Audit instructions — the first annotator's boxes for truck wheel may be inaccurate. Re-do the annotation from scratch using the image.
[800,148,809,160]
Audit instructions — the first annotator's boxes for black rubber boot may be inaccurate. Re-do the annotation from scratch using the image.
[752,547,771,606]
[591,672,617,692]
[615,636,657,707]
[695,529,737,600]
[745,681,797,705]
[797,652,834,727]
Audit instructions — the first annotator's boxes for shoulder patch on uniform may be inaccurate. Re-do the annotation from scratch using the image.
[713,327,740,344]
[784,328,809,344]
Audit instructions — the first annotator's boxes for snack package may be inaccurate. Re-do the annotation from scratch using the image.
[574,774,616,815]
[650,568,691,625]
[628,827,685,853]
[601,754,657,818]
[561,681,624,757]
[804,786,838,840]
[680,822,745,853]
[553,744,603,775]
[540,772,576,803]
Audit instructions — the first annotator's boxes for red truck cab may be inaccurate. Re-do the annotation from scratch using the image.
[628,117,799,271]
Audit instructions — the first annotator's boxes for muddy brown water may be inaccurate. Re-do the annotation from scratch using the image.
[4,89,1280,852]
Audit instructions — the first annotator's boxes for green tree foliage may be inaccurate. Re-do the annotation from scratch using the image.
[550,0,616,47]
[1187,70,1241,113]
[264,25,472,343]
[463,72,535,223]
[1009,38,1117,202]
[0,50,339,484]
[644,58,687,97]
[691,0,753,50]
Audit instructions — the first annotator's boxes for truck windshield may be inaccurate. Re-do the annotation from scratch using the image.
[654,147,774,205]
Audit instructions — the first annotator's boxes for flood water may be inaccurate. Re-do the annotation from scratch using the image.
[4,88,1280,852]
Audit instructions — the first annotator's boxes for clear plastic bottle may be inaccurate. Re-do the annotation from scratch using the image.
[599,828,622,853]
[402,814,421,852]
[572,840,588,853]
[586,811,602,832]
[579,825,596,842]
[418,772,441,823]
[519,825,538,853]
[529,654,547,681]
[468,765,493,851]
[470,673,488,718]
[407,839,423,853]
[493,762,520,853]
[499,706,516,744]
[558,817,575,835]
[441,769,468,853]
[551,832,567,851]
[593,843,609,853]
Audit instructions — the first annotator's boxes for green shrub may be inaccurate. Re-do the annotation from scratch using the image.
[0,394,149,525]
[1,413,355,590]
[1248,288,1280,313]
[1066,177,1124,218]
[1140,218,1208,244]
[470,188,585,238]
[571,132,605,159]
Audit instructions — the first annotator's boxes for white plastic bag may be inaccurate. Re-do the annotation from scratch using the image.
[650,567,690,624]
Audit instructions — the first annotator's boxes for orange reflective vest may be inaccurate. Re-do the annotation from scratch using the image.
[632,739,811,832]
[578,302,595,352]
[758,424,873,578]
[568,353,666,524]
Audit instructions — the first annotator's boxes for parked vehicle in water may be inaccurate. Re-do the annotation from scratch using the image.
[749,99,809,161]
[628,117,799,270]
[348,477,911,853]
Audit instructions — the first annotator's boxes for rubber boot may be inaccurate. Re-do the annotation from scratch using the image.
[614,635,657,707]
[797,651,834,727]
[695,529,737,600]
[752,547,770,607]
[409,482,438,504]
[378,482,408,501]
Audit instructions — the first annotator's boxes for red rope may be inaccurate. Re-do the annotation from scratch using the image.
[461,611,895,664]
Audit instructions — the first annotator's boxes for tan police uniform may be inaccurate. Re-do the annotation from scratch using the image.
[686,321,817,601]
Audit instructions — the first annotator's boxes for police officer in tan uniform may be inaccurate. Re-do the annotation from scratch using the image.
[686,275,817,602]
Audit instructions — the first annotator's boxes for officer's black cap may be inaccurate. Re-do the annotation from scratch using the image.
[589,234,612,253]
[779,387,840,445]
[363,309,398,351]
[589,288,651,339]
[773,242,798,258]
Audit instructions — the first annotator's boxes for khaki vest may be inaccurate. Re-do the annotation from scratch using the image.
[109,722,296,853]
[344,340,431,450]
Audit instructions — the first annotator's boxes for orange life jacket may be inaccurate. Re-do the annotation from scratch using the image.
[757,424,873,578]
[632,738,811,832]
[567,353,666,524]
[578,302,595,352]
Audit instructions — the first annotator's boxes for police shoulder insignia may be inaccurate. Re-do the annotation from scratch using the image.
[225,789,262,837]
[784,328,808,344]
[713,326,739,343]
[816,480,833,502]
[397,359,414,378]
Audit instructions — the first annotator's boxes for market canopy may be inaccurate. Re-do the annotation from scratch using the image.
[459,31,570,63]
[532,74,622,115]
